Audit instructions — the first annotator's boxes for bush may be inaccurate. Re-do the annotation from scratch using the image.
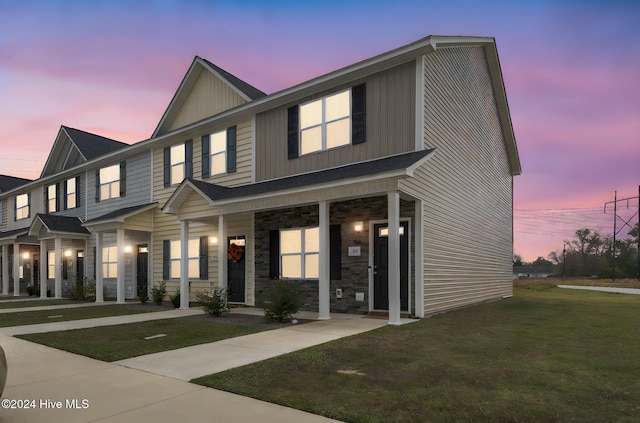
[264,281,301,323]
[26,285,38,296]
[138,284,149,304]
[66,276,96,301]
[196,287,229,317]
[151,281,167,305]
[170,288,181,308]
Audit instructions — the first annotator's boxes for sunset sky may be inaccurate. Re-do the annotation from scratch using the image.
[0,0,638,261]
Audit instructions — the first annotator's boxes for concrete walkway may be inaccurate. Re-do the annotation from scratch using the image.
[557,285,640,295]
[0,304,414,422]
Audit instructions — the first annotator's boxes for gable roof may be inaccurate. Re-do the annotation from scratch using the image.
[40,126,129,177]
[0,175,32,193]
[152,56,266,138]
[83,202,157,226]
[163,149,434,213]
[28,214,90,237]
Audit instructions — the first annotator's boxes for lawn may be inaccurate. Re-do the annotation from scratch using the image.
[0,298,76,309]
[193,286,640,423]
[0,304,151,327]
[17,317,273,361]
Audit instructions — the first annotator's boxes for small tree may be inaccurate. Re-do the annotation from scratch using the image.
[151,281,167,305]
[196,287,229,317]
[264,281,301,323]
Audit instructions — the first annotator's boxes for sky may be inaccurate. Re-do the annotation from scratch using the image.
[0,0,638,262]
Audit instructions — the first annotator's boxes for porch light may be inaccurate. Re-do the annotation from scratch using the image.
[22,252,30,260]
[64,250,72,258]
[354,221,363,232]
[124,245,133,253]
[209,236,218,245]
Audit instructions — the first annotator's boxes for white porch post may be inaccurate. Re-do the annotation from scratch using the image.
[40,240,47,298]
[217,214,227,291]
[2,245,8,295]
[180,220,190,309]
[387,191,401,325]
[318,200,331,320]
[415,199,425,318]
[54,238,62,298]
[95,232,104,302]
[13,242,20,296]
[116,229,125,304]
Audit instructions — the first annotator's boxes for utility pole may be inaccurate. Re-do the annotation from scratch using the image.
[603,186,640,280]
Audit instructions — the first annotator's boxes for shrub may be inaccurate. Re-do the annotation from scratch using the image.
[264,281,301,323]
[66,276,96,301]
[138,284,149,304]
[196,287,229,317]
[170,288,181,309]
[26,285,38,296]
[151,281,167,305]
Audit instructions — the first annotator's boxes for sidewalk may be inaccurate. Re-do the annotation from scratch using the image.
[0,305,414,422]
[557,285,640,295]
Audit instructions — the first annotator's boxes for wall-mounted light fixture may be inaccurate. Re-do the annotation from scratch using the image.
[64,250,73,258]
[210,236,218,245]
[124,245,133,254]
[22,252,30,260]
[354,221,363,232]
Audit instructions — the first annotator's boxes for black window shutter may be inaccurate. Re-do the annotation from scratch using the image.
[75,176,81,208]
[269,230,280,279]
[330,224,342,280]
[63,181,68,210]
[119,161,126,197]
[62,257,68,280]
[163,147,171,187]
[199,236,208,280]
[44,187,49,214]
[162,240,170,280]
[226,126,237,173]
[27,192,31,218]
[351,83,366,145]
[185,140,193,179]
[201,135,210,178]
[287,106,299,159]
[13,197,16,221]
[95,170,101,202]
[56,183,61,212]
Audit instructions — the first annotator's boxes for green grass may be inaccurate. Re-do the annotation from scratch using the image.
[193,287,640,423]
[0,298,77,309]
[17,318,271,361]
[0,305,150,327]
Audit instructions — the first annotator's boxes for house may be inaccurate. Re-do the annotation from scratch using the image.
[0,35,521,324]
[513,266,554,280]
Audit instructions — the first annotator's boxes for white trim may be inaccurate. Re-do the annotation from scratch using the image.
[414,200,424,318]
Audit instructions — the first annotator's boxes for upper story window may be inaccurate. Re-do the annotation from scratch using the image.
[280,227,319,279]
[201,126,236,178]
[300,90,351,155]
[15,193,30,221]
[66,177,77,209]
[287,83,366,159]
[96,163,125,202]
[47,184,58,213]
[164,141,192,187]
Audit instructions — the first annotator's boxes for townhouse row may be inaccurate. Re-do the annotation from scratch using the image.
[0,35,521,323]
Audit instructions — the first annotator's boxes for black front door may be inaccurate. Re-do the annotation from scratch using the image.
[373,221,409,311]
[76,251,84,281]
[136,245,149,293]
[227,236,246,303]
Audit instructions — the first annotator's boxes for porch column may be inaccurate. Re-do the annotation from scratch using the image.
[54,238,62,298]
[318,200,330,320]
[415,199,425,318]
[387,191,401,325]
[2,245,9,295]
[217,214,227,291]
[13,242,20,296]
[95,232,104,302]
[2,245,8,295]
[116,229,125,304]
[40,240,47,298]
[180,220,190,309]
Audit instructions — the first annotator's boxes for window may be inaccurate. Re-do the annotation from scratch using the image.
[47,251,55,279]
[201,127,236,178]
[299,89,351,155]
[47,184,58,213]
[168,239,200,279]
[280,227,319,279]
[102,246,118,278]
[15,193,30,220]
[209,130,227,176]
[164,141,193,187]
[99,164,120,200]
[66,178,77,209]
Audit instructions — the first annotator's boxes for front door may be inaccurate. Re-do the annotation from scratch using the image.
[227,236,246,303]
[76,251,84,281]
[373,221,409,311]
[136,245,149,293]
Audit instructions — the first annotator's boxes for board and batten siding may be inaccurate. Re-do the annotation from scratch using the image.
[168,69,248,133]
[419,46,514,315]
[255,62,416,181]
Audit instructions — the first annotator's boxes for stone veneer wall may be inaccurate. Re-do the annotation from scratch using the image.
[254,196,415,314]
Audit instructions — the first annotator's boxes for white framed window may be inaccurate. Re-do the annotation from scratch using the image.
[47,184,57,213]
[170,144,186,185]
[102,246,118,278]
[47,251,56,279]
[66,178,77,209]
[280,227,319,279]
[300,89,351,155]
[99,164,120,201]
[209,130,227,176]
[169,239,200,279]
[15,193,30,220]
